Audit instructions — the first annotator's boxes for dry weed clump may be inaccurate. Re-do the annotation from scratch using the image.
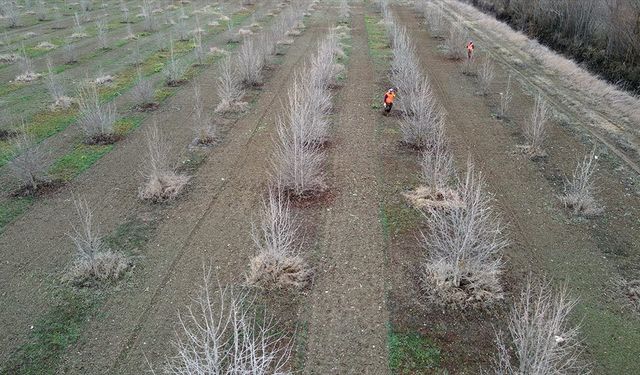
[559,149,603,217]
[0,53,18,63]
[615,278,640,314]
[247,187,312,290]
[493,277,588,374]
[461,57,476,76]
[161,270,292,374]
[520,94,549,158]
[420,162,507,309]
[138,123,190,202]
[65,197,131,286]
[77,81,117,144]
[215,56,247,114]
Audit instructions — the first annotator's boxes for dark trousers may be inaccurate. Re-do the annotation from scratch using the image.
[384,102,393,113]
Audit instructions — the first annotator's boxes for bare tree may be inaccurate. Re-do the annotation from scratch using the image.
[478,57,495,95]
[560,149,602,217]
[160,269,293,374]
[8,124,48,193]
[163,39,186,86]
[237,37,264,87]
[63,40,78,64]
[272,113,326,197]
[215,56,247,113]
[498,74,513,119]
[493,276,588,374]
[76,81,117,144]
[95,18,109,50]
[15,44,40,82]
[46,58,72,109]
[400,78,446,149]
[141,0,156,32]
[420,161,507,308]
[1,0,20,28]
[521,94,549,158]
[247,186,312,289]
[130,72,156,111]
[138,123,190,202]
[65,196,131,286]
[192,84,218,145]
[444,22,467,60]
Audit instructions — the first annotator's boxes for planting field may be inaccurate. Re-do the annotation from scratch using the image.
[0,0,639,374]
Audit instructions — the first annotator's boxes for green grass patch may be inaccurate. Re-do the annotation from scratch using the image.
[0,288,101,375]
[382,200,421,236]
[389,331,441,373]
[49,144,113,182]
[0,197,34,234]
[26,109,77,141]
[364,14,392,65]
[113,116,144,136]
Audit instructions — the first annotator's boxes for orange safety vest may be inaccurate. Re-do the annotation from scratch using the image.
[466,42,474,51]
[384,91,396,104]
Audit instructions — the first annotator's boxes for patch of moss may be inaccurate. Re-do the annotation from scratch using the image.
[49,144,113,182]
[27,110,77,141]
[389,331,441,373]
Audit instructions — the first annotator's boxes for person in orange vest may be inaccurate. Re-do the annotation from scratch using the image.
[383,87,397,114]
[466,40,475,60]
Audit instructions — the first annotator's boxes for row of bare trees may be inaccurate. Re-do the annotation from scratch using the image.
[386,3,589,372]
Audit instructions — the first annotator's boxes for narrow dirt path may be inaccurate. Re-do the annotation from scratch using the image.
[59,13,331,374]
[302,5,389,374]
[396,6,640,373]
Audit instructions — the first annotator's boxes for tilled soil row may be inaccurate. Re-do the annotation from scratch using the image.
[58,12,331,375]
[301,5,389,374]
[395,6,640,373]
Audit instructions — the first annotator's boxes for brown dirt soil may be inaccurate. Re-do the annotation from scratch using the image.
[55,14,332,375]
[394,5,640,374]
[301,5,389,374]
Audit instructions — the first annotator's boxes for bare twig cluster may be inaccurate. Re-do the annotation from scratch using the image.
[163,39,187,86]
[161,270,292,374]
[65,197,131,286]
[130,72,157,111]
[477,57,495,95]
[138,123,190,202]
[443,21,467,60]
[560,149,603,217]
[492,277,588,374]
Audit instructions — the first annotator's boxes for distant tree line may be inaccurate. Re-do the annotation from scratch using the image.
[464,0,640,94]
